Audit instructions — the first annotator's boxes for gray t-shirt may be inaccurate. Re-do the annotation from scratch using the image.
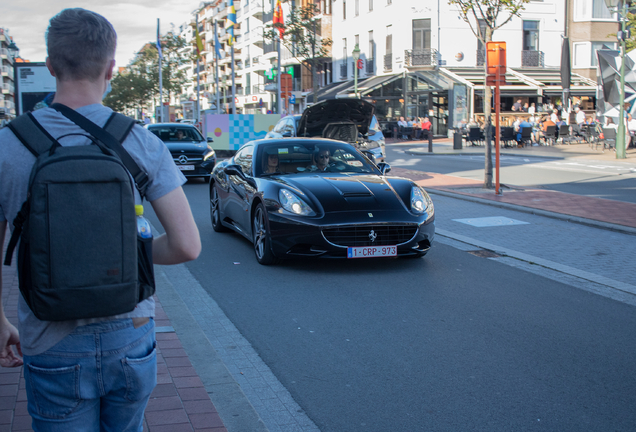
[0,104,186,355]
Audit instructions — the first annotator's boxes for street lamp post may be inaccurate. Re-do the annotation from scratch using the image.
[352,44,361,99]
[605,0,629,159]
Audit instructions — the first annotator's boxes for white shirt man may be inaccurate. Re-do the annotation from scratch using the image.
[575,108,586,125]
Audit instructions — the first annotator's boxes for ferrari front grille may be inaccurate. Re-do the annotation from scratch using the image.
[322,225,418,247]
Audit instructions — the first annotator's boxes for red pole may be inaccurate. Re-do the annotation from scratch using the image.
[495,62,501,195]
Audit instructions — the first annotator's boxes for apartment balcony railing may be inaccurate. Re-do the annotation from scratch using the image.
[404,49,438,67]
[365,58,374,74]
[263,9,274,23]
[521,50,544,67]
[384,53,392,72]
[476,49,485,66]
[1,82,14,94]
[340,63,348,79]
[1,66,14,80]
[252,84,265,94]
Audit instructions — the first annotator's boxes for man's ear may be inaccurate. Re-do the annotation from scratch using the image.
[45,57,56,77]
[105,59,116,80]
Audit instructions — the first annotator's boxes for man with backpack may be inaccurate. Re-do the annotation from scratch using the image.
[0,8,201,431]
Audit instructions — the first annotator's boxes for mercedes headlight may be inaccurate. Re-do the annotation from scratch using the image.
[279,189,315,216]
[204,148,216,161]
[411,186,434,216]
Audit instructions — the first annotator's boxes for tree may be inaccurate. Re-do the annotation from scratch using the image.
[264,3,333,103]
[104,33,194,115]
[448,0,529,188]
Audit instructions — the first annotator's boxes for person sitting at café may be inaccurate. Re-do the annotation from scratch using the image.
[523,102,529,113]
[417,117,432,139]
[627,114,636,148]
[515,116,533,147]
[528,103,536,115]
[397,116,407,127]
[512,99,523,112]
[540,115,556,144]
[575,106,586,126]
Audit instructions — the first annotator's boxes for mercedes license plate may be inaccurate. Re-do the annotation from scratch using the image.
[347,245,397,259]
[178,165,195,171]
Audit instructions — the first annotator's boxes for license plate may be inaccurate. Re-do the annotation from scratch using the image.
[178,165,195,171]
[347,245,397,259]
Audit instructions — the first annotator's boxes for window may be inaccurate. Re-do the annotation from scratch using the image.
[522,20,539,51]
[343,0,346,19]
[368,30,374,58]
[573,0,614,21]
[412,19,431,51]
[369,0,373,12]
[387,0,391,5]
[355,0,359,15]
[592,41,617,66]
[386,26,392,54]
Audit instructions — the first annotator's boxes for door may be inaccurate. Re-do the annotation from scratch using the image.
[226,144,255,234]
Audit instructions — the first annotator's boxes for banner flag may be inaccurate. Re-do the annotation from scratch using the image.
[195,25,204,58]
[227,0,236,46]
[273,0,284,39]
[156,19,163,59]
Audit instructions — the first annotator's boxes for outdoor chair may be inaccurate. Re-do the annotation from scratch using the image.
[557,125,571,144]
[599,127,616,151]
[543,125,556,146]
[519,127,533,147]
[500,127,515,147]
[467,127,484,146]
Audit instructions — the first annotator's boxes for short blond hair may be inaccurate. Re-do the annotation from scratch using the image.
[46,8,116,81]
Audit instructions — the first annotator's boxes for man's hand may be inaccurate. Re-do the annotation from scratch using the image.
[0,317,23,368]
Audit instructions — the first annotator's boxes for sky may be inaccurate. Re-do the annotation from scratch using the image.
[1,0,201,68]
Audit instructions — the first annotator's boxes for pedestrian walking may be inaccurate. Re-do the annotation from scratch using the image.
[0,8,201,431]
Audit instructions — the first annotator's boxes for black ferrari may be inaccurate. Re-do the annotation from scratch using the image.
[210,138,435,265]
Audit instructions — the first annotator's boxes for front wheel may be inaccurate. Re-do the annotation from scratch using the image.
[210,184,229,232]
[252,203,279,265]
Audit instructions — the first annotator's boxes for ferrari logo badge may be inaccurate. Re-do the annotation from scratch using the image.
[369,230,377,243]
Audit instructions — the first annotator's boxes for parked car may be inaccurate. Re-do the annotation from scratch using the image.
[265,99,386,162]
[146,123,216,180]
[210,138,434,265]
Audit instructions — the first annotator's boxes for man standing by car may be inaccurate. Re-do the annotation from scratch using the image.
[0,8,201,431]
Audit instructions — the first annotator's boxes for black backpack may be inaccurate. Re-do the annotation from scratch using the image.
[3,104,155,321]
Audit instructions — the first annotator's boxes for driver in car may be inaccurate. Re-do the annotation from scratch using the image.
[308,148,331,171]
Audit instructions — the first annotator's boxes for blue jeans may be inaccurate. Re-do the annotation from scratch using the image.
[23,318,156,432]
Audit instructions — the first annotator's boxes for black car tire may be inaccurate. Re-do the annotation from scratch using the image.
[252,203,279,265]
[210,183,229,233]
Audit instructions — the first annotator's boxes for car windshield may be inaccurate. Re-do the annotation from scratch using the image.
[256,142,378,177]
[148,126,204,142]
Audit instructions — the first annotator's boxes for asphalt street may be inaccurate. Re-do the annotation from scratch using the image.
[144,178,636,432]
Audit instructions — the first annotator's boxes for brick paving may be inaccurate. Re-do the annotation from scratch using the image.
[0,230,227,432]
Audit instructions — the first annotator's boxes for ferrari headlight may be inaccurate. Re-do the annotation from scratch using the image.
[411,186,433,216]
[279,189,315,216]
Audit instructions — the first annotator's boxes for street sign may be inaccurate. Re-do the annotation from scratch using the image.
[486,41,507,86]
[259,98,263,107]
[281,73,292,99]
[290,94,296,104]
[357,59,364,70]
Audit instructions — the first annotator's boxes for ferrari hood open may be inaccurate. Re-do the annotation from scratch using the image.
[297,99,375,138]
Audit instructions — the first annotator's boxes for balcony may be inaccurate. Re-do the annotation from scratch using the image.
[365,58,374,75]
[263,41,276,54]
[1,82,14,94]
[384,53,392,72]
[404,49,438,67]
[263,9,274,23]
[340,63,348,79]
[1,66,14,80]
[521,50,544,68]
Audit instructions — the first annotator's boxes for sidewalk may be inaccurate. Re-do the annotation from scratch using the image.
[388,137,636,232]
[0,230,228,432]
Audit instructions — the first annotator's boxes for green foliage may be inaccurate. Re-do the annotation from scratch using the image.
[609,11,636,52]
[104,32,195,113]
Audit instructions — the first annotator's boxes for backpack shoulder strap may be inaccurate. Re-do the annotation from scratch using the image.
[104,112,135,144]
[7,113,59,157]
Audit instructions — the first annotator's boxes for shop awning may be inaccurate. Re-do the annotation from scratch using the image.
[511,67,598,97]
[308,80,355,103]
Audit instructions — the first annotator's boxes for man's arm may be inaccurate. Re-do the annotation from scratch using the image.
[0,220,23,367]
[150,187,202,265]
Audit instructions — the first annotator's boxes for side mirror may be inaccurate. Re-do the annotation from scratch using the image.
[207,137,214,143]
[224,164,257,189]
[377,162,391,175]
[282,131,293,137]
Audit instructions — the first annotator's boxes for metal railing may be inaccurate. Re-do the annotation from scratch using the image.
[404,49,438,67]
[263,9,274,22]
[521,50,544,67]
[384,53,392,72]
[252,84,264,94]
[263,41,276,54]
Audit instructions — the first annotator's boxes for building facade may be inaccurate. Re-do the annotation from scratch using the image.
[0,28,17,124]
